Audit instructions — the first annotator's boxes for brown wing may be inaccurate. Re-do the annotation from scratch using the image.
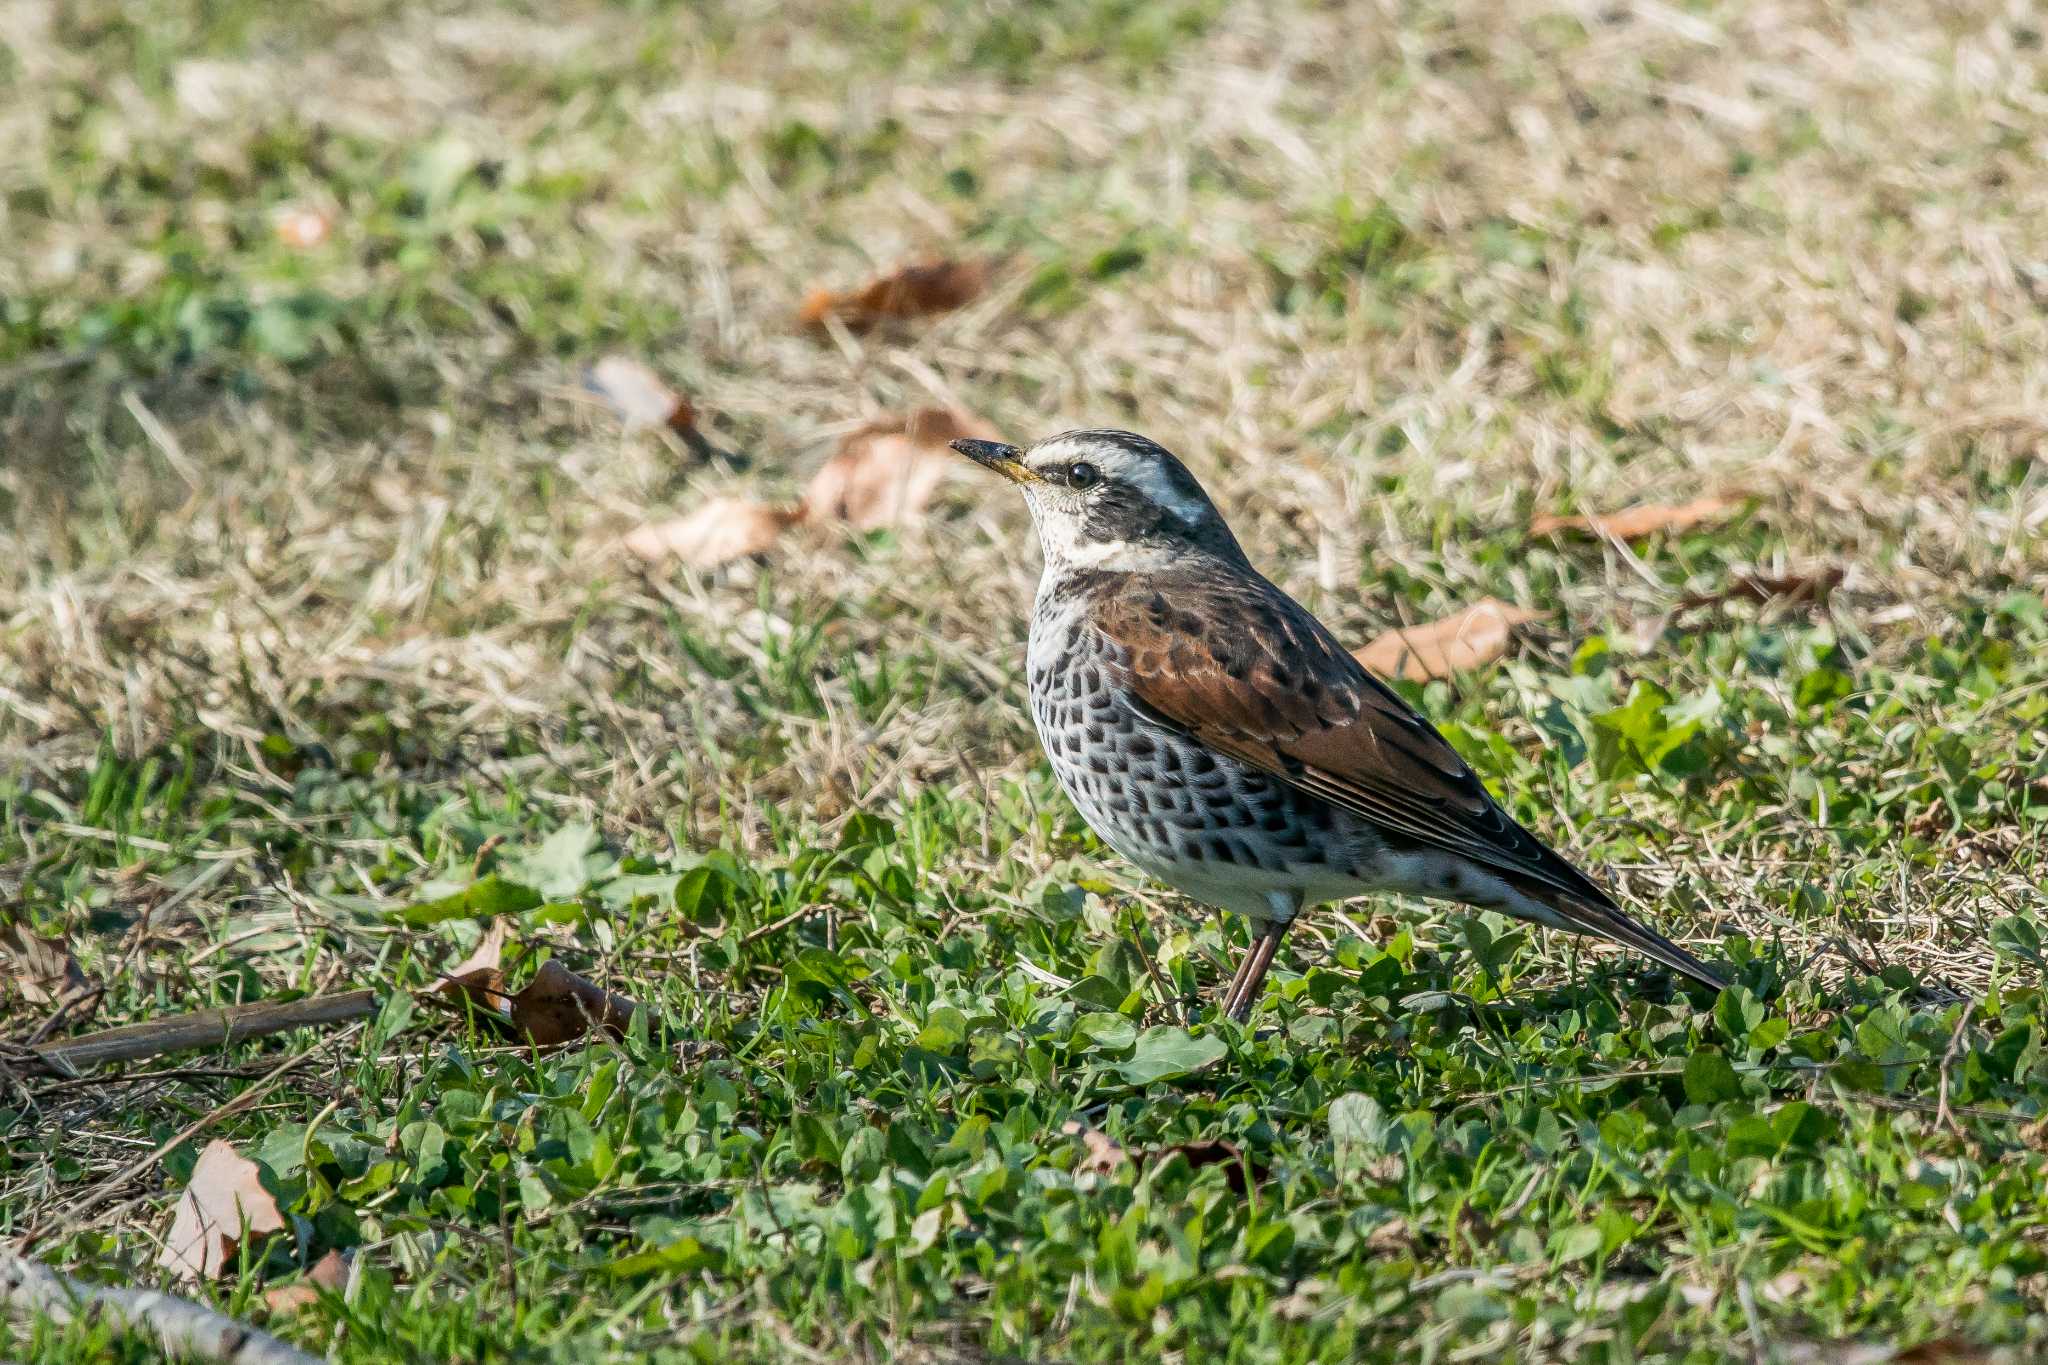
[1090,569,1724,990]
[1092,570,1607,895]
[1092,569,1725,988]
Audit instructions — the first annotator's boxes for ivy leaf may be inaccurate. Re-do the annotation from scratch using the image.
[1682,1048,1743,1105]
[1111,1027,1224,1085]
[503,824,614,899]
[392,874,543,927]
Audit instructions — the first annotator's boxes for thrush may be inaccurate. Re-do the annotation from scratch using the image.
[951,428,1725,1020]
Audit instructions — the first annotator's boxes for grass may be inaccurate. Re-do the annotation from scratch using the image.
[3,0,2048,1359]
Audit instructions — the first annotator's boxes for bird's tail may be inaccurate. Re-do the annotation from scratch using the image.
[1515,882,1727,993]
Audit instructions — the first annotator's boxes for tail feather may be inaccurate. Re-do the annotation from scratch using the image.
[1514,881,1727,992]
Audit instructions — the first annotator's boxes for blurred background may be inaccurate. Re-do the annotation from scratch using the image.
[3,0,2048,1357]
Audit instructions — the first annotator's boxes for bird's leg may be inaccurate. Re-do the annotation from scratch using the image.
[1221,920,1290,1021]
[1219,939,1260,1014]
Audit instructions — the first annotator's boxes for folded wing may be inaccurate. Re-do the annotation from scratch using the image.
[1092,572,1724,989]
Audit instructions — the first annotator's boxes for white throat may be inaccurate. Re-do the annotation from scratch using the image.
[1027,500,1179,576]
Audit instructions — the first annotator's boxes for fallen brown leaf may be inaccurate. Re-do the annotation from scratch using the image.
[1060,1120,1130,1178]
[1678,565,1845,612]
[160,1140,287,1280]
[2,924,88,1007]
[622,497,799,568]
[1353,599,1546,682]
[799,259,988,333]
[439,925,638,1047]
[440,917,509,988]
[502,959,638,1045]
[583,355,697,433]
[800,408,1002,532]
[1530,494,1746,540]
[261,1249,348,1314]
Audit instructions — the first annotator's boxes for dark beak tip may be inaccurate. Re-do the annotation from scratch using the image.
[947,438,978,456]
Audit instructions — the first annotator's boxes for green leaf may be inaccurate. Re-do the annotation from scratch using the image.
[1551,1222,1604,1263]
[1715,985,1765,1043]
[1595,1206,1639,1256]
[785,947,859,989]
[1329,1092,1389,1150]
[1071,1013,1137,1053]
[390,874,542,927]
[1110,1027,1225,1085]
[1992,915,2045,968]
[1682,1048,1743,1105]
[1064,974,1129,1011]
[1591,680,1699,780]
[1748,1017,1791,1053]
[914,1006,969,1054]
[672,866,730,924]
[1244,1219,1294,1270]
[608,1235,720,1278]
[596,873,680,910]
[1795,666,1854,709]
[504,823,613,899]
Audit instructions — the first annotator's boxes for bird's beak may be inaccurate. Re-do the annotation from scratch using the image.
[949,438,1038,485]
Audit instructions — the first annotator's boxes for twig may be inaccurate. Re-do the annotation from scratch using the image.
[0,347,96,387]
[1120,911,1184,1023]
[1934,1000,1977,1138]
[32,991,380,1076]
[0,1251,319,1365]
[1014,957,1074,990]
[120,389,201,491]
[740,905,819,947]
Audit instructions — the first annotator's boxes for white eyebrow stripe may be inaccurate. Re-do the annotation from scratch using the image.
[1027,435,1208,526]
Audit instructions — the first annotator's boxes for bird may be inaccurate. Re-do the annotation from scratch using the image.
[950,428,1725,1020]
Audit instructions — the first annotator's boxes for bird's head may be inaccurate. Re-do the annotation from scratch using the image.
[950,428,1247,574]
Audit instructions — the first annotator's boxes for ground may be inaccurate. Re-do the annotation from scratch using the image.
[3,0,2048,1360]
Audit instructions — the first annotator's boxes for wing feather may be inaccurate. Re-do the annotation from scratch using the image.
[1093,571,1723,989]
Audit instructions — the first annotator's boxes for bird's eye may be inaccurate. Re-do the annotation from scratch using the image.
[1068,462,1101,490]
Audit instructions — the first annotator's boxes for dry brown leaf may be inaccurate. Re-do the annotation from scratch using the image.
[1353,599,1546,682]
[261,1249,348,1314]
[798,259,988,332]
[800,408,1002,532]
[1678,565,1845,612]
[622,498,799,568]
[1530,495,1746,540]
[2,924,88,1006]
[501,959,638,1045]
[439,925,638,1047]
[440,917,509,989]
[160,1139,287,1280]
[1060,1120,1129,1177]
[583,355,697,433]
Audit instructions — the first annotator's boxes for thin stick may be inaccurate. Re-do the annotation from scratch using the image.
[0,1250,320,1365]
[740,905,817,946]
[33,991,380,1076]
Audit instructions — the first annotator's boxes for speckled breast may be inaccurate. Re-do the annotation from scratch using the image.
[1025,590,1378,916]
